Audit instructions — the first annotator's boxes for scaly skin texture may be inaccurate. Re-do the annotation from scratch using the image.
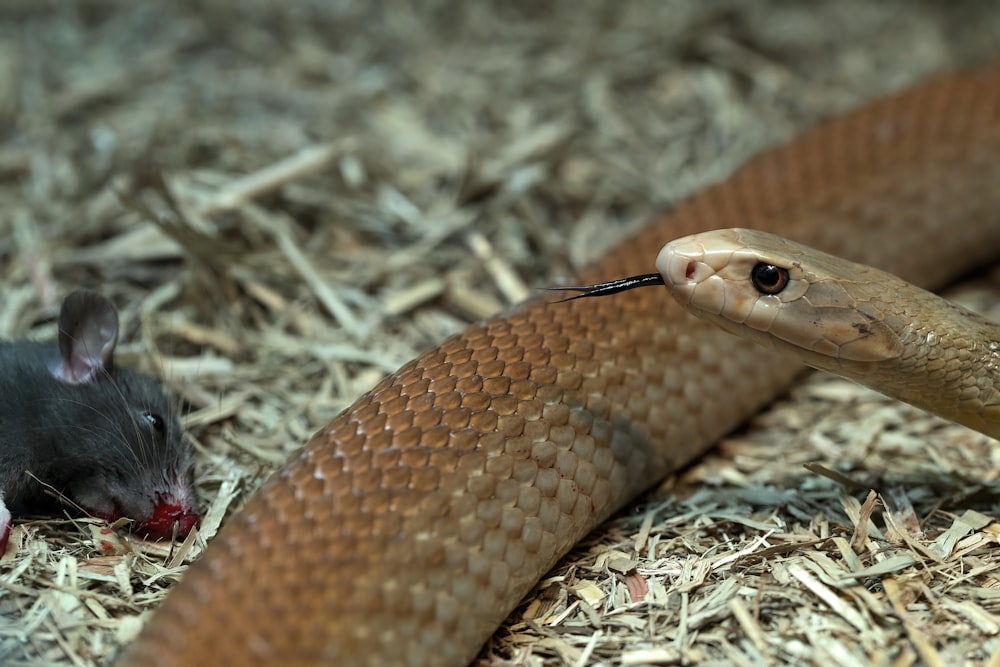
[659,228,1000,439]
[118,67,1000,666]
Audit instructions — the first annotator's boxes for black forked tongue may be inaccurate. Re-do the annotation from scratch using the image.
[545,273,664,302]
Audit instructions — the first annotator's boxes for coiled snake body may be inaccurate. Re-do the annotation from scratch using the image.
[119,67,1000,666]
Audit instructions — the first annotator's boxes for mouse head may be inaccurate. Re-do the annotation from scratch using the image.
[48,291,199,540]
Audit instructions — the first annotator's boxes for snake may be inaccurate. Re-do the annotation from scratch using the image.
[117,66,1000,666]
[657,228,1000,440]
[561,226,1000,440]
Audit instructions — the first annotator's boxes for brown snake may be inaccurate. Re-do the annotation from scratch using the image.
[118,67,1000,666]
[657,228,1000,439]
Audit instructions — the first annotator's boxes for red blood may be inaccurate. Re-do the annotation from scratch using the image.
[135,497,200,541]
[83,491,200,542]
[0,520,9,554]
[0,499,10,554]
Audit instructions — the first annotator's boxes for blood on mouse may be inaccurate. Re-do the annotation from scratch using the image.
[0,290,199,553]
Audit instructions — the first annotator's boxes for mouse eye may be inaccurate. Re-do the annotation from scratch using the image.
[142,412,166,435]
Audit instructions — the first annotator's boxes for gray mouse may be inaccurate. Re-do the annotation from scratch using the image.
[0,290,199,551]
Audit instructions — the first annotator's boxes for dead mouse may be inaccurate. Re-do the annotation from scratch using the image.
[0,290,199,552]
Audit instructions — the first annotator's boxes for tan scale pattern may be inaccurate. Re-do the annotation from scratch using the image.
[663,228,1000,439]
[119,66,1000,666]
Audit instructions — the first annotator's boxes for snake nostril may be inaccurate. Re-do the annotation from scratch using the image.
[685,261,697,280]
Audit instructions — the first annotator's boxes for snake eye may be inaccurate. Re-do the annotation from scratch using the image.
[750,263,789,295]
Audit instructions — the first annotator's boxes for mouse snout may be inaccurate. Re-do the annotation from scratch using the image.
[135,495,201,541]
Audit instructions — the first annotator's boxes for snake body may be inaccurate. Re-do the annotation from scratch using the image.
[119,67,1000,666]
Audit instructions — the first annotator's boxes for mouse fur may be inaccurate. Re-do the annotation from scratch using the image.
[0,290,199,551]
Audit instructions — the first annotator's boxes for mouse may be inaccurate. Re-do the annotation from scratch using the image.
[0,289,199,552]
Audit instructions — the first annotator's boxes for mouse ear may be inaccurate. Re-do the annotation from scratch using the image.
[51,290,120,384]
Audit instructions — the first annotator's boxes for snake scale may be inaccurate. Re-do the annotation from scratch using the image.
[118,66,1000,666]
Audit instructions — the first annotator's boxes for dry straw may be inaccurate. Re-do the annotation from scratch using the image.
[1,2,1000,665]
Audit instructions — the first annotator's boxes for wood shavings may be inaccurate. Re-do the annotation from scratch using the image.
[0,2,999,666]
[201,143,339,215]
[466,232,531,304]
[620,647,681,665]
[729,596,770,660]
[64,225,184,265]
[787,563,868,631]
[245,207,363,336]
[932,511,994,559]
[382,277,447,316]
